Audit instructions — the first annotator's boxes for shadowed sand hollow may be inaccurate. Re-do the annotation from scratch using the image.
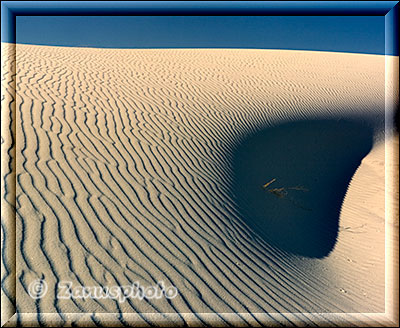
[231,119,374,258]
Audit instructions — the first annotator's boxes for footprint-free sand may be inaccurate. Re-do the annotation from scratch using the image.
[1,43,398,326]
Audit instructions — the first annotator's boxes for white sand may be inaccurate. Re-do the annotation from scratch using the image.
[1,43,398,326]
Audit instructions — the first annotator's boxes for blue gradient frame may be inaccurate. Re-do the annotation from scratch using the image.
[385,2,399,55]
[1,1,399,55]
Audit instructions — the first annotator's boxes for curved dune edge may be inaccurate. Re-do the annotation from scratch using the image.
[1,43,398,326]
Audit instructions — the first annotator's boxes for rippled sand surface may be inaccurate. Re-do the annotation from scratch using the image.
[1,43,398,326]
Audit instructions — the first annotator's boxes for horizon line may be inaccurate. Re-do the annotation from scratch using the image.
[5,42,390,56]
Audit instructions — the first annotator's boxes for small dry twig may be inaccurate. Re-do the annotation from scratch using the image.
[288,186,309,192]
[261,178,311,210]
[268,187,287,198]
[262,178,276,189]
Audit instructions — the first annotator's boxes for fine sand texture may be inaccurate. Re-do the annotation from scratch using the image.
[1,43,398,326]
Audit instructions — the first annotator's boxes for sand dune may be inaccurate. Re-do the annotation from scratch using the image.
[1,43,398,326]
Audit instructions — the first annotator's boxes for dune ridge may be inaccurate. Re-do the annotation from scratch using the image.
[1,43,398,326]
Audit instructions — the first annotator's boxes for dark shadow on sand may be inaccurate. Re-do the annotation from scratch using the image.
[231,119,374,258]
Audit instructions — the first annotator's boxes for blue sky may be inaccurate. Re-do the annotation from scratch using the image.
[16,16,385,54]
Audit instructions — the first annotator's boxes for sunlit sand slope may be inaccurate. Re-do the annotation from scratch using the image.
[1,43,398,326]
